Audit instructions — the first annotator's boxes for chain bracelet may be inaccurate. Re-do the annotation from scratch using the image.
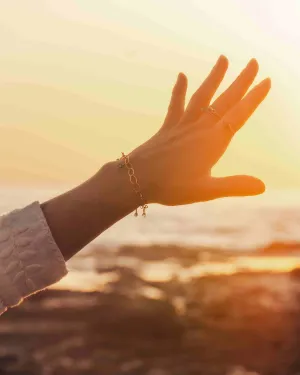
[117,152,148,217]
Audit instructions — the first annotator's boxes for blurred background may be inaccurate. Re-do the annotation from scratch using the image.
[1,1,300,374]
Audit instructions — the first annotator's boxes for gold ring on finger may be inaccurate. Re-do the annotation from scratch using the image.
[222,119,236,136]
[201,106,222,120]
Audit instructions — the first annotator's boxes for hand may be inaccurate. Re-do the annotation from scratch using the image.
[131,55,271,206]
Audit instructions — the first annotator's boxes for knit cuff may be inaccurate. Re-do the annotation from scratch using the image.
[0,202,67,314]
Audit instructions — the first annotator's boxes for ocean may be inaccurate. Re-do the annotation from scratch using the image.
[2,187,300,291]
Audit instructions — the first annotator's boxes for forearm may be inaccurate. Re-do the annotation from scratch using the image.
[41,160,139,260]
[0,160,140,314]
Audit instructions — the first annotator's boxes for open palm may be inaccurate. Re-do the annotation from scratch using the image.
[131,56,271,206]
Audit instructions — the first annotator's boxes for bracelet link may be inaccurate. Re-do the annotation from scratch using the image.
[117,153,148,217]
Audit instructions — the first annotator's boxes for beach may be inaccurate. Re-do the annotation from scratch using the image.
[2,244,300,375]
[2,190,300,374]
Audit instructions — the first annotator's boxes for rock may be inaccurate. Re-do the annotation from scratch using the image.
[120,359,143,372]
[147,368,170,375]
[89,294,184,340]
[227,366,260,375]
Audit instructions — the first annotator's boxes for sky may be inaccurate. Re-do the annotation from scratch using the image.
[0,0,300,187]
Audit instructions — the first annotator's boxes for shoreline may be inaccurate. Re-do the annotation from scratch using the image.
[60,242,300,293]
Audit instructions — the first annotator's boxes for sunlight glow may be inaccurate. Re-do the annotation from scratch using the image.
[0,0,299,187]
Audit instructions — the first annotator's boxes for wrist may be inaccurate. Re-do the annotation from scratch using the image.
[41,158,145,261]
[94,160,140,216]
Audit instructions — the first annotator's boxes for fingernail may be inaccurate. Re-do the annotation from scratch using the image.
[257,77,271,87]
[247,58,258,67]
[215,55,223,65]
[178,72,184,80]
[265,77,272,87]
[176,72,187,87]
[214,55,228,70]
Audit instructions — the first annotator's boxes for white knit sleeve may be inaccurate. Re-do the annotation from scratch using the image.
[0,201,68,315]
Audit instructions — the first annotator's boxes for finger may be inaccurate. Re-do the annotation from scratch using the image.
[162,72,188,130]
[200,58,259,126]
[219,77,271,137]
[181,55,229,124]
[205,175,265,199]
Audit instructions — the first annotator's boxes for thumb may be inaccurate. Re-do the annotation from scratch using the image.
[162,72,188,130]
[207,175,265,199]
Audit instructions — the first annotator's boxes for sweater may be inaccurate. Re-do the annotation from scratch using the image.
[0,202,67,315]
